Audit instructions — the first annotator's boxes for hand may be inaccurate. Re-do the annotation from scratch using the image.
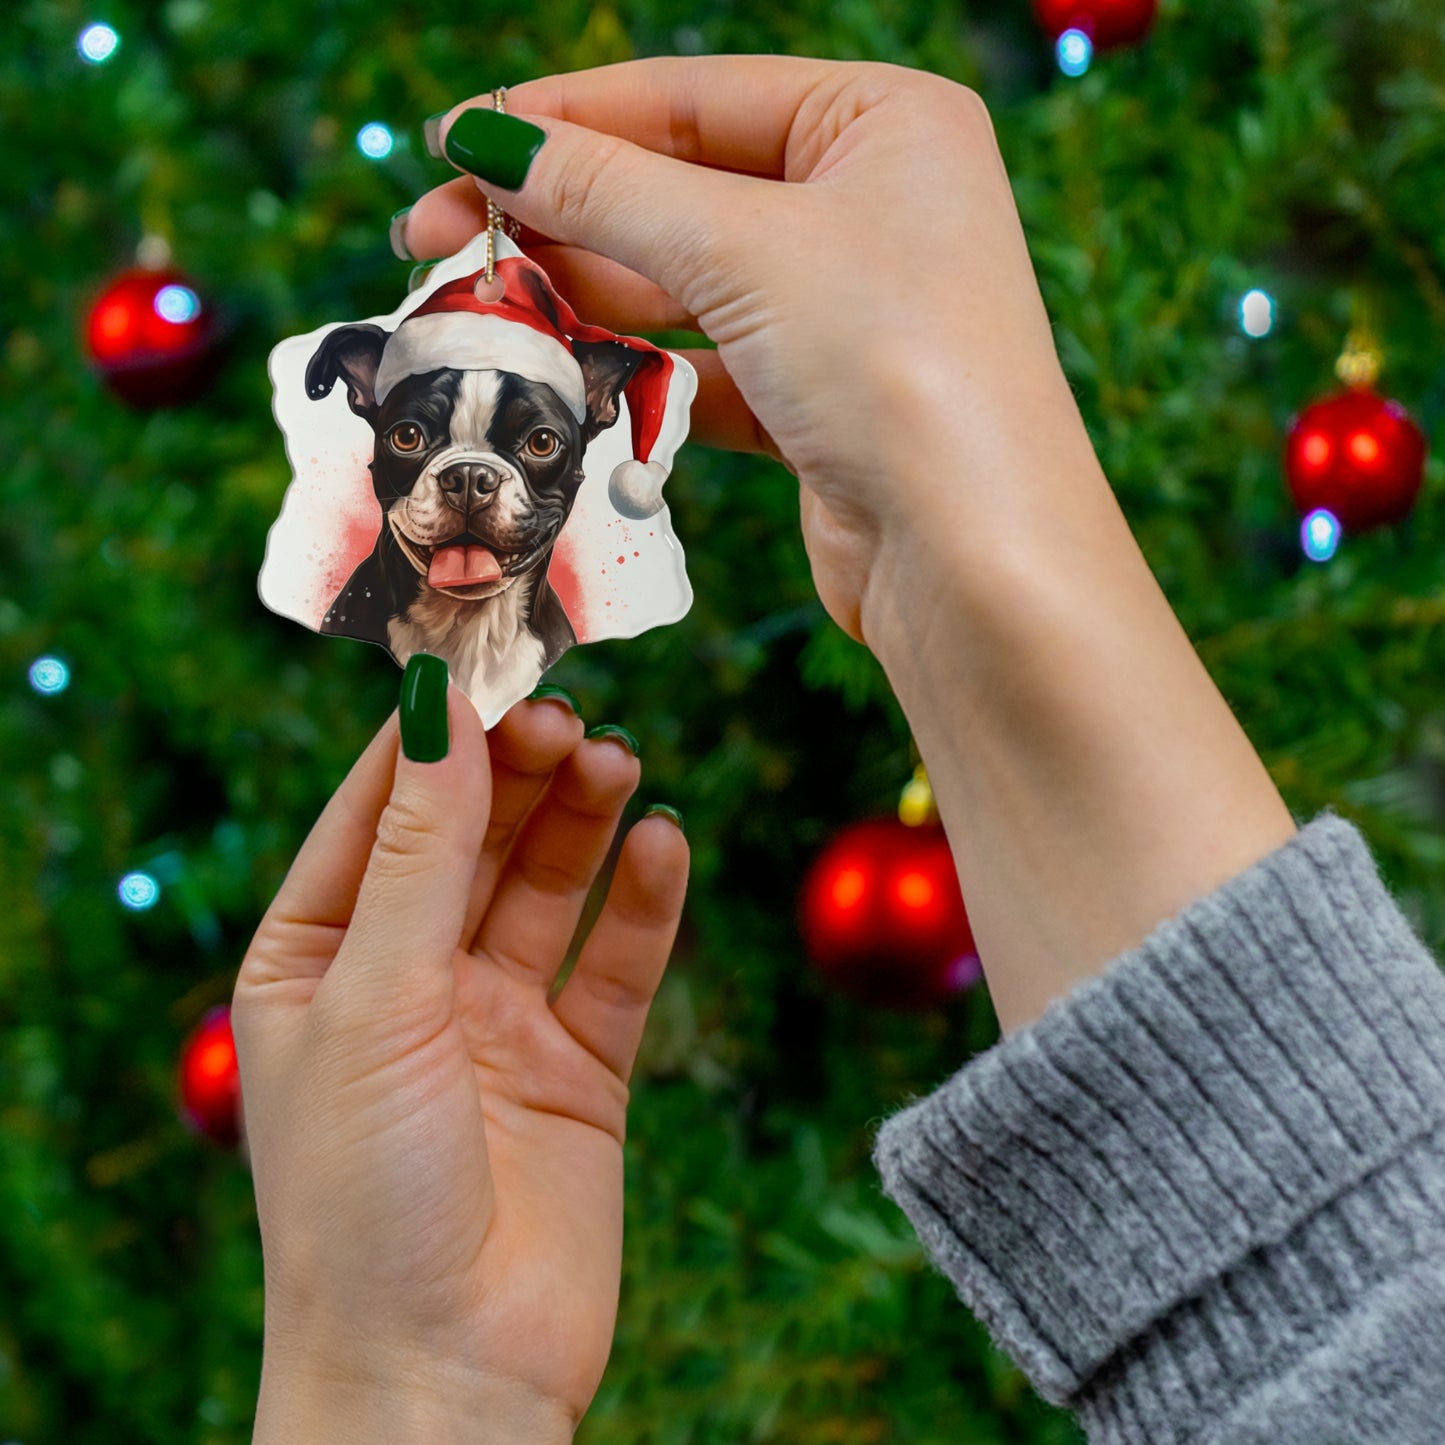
[404,60,1295,1039]
[402,56,1097,645]
[232,691,688,1442]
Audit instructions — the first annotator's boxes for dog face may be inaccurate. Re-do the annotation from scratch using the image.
[304,276,643,606]
[369,366,586,601]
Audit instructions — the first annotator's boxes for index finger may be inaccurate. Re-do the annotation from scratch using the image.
[444,54,857,181]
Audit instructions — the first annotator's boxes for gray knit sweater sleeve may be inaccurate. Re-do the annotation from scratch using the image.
[870,811,1445,1443]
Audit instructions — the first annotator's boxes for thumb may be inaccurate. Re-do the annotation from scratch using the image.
[443,106,754,316]
[325,655,490,1026]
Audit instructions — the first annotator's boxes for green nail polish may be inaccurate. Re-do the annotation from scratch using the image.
[585,723,639,756]
[443,107,546,191]
[423,112,447,160]
[407,259,445,293]
[527,683,582,716]
[644,803,684,834]
[400,653,450,762]
[388,207,413,262]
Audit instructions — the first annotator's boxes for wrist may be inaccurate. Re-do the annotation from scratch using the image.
[857,335,1114,661]
[253,1343,575,1445]
[857,431,1294,1035]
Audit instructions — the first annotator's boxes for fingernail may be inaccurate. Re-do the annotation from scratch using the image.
[407,259,445,293]
[443,107,546,191]
[644,803,684,834]
[585,723,639,756]
[388,207,413,262]
[400,653,450,762]
[527,683,582,716]
[423,111,447,160]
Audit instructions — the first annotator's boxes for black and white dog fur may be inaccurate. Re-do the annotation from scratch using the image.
[304,270,644,703]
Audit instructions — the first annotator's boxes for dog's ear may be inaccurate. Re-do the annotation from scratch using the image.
[305,324,390,422]
[572,339,646,445]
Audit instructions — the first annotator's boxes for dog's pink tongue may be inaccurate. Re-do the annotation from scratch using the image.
[429,544,502,588]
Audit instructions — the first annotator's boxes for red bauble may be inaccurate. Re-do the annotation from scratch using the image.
[178,1005,242,1147]
[1284,388,1427,533]
[1034,0,1157,48]
[800,818,981,1011]
[85,267,222,407]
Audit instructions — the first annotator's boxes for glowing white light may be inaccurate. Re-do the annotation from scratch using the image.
[118,871,161,910]
[29,657,70,695]
[1057,29,1093,77]
[78,23,120,64]
[154,284,201,324]
[1301,508,1341,563]
[357,123,395,159]
[1240,288,1275,338]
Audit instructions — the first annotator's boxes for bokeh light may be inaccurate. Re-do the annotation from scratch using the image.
[1240,288,1274,338]
[28,657,70,695]
[1057,29,1093,76]
[356,122,395,159]
[78,22,120,64]
[118,871,161,910]
[1301,508,1342,563]
[153,284,201,324]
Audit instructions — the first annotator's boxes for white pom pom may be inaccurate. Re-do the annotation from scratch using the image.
[608,460,669,520]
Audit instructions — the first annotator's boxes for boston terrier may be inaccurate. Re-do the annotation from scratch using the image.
[303,263,647,707]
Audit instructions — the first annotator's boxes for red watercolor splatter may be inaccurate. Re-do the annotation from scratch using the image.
[310,495,381,625]
[617,554,626,564]
[547,537,584,632]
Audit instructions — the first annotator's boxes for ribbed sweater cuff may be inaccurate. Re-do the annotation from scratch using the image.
[870,812,1445,1422]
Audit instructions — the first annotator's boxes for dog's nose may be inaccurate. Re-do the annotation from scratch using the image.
[438,462,504,510]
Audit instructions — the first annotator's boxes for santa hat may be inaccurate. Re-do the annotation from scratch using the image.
[374,255,687,519]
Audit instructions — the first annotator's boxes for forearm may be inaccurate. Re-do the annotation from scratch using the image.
[859,394,1296,1035]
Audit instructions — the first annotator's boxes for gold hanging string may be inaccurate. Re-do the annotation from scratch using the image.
[484,87,523,284]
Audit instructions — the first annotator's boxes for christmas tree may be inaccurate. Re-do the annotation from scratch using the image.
[3,0,1444,1440]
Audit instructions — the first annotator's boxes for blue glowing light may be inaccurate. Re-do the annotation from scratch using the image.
[154,284,201,324]
[78,22,120,64]
[1240,288,1275,338]
[357,123,395,159]
[118,871,161,910]
[1057,28,1093,77]
[28,657,70,695]
[1301,508,1341,563]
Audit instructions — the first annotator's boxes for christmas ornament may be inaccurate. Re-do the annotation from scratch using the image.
[262,227,696,728]
[800,793,980,1011]
[1285,331,1427,533]
[85,265,222,407]
[1033,0,1157,50]
[178,1006,242,1147]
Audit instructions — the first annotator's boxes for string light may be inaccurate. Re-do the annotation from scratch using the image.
[78,22,120,64]
[1057,29,1093,76]
[356,122,395,159]
[1240,289,1274,338]
[153,284,201,324]
[1301,508,1341,563]
[28,657,70,695]
[118,871,161,910]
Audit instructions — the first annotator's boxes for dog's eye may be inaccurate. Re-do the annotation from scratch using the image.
[525,428,560,459]
[388,422,426,454]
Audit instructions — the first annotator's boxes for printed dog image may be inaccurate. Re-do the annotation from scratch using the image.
[299,255,679,708]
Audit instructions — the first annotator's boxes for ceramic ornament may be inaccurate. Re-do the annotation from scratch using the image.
[260,231,696,726]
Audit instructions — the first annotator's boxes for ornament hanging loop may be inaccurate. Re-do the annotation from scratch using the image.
[483,87,523,287]
[1336,295,1383,391]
